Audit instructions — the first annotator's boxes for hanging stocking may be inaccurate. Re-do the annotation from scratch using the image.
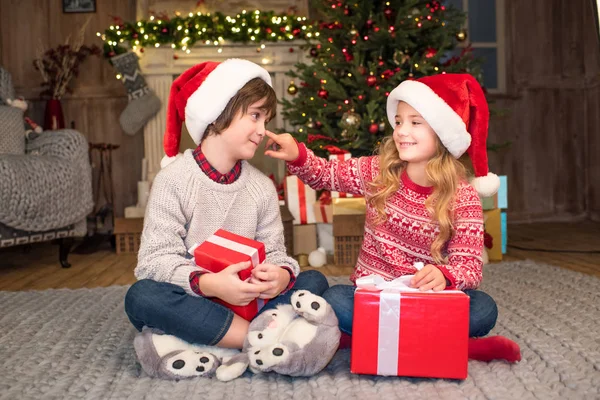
[111,52,161,135]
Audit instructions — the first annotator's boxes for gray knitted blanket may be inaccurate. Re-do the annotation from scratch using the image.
[0,261,598,400]
[0,129,93,231]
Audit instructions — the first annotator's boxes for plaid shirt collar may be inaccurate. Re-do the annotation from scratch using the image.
[193,145,242,184]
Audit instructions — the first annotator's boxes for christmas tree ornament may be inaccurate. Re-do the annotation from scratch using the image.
[308,248,327,267]
[287,81,298,95]
[307,118,314,128]
[317,88,329,99]
[425,47,437,58]
[110,52,161,135]
[379,122,386,131]
[310,47,319,57]
[456,30,467,42]
[369,122,379,134]
[349,28,358,36]
[315,120,323,129]
[366,75,377,86]
[340,111,361,128]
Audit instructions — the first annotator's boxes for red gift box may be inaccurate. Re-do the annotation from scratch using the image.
[189,229,267,321]
[351,275,469,379]
[284,175,317,225]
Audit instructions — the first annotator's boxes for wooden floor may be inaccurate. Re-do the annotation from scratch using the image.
[1,221,598,291]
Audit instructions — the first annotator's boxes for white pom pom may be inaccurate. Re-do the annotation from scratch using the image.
[470,172,500,197]
[160,154,181,169]
[308,247,327,268]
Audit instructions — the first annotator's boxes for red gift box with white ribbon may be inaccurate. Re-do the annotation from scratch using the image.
[189,229,267,321]
[351,275,469,379]
[284,175,317,225]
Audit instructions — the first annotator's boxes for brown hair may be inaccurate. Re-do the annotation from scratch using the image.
[202,77,277,140]
[367,136,467,264]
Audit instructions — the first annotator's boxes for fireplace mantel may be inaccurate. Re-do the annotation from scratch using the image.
[138,41,308,182]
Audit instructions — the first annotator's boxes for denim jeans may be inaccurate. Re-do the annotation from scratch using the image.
[124,270,329,346]
[322,284,498,338]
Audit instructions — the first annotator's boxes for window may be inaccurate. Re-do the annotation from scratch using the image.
[445,0,506,93]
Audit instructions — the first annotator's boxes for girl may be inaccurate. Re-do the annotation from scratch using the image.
[265,73,520,363]
[124,59,328,379]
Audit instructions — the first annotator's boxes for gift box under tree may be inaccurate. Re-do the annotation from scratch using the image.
[351,276,469,379]
[189,229,267,321]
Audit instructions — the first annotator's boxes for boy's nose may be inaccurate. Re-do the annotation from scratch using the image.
[256,124,266,137]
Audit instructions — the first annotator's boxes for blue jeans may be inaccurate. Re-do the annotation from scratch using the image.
[322,284,498,338]
[124,270,329,346]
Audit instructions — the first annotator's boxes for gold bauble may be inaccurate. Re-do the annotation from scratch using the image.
[287,82,298,95]
[456,30,467,42]
[341,111,361,128]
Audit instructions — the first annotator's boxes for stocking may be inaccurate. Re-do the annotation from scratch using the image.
[111,52,161,135]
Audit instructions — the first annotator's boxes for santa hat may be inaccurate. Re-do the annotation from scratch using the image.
[386,73,500,197]
[161,58,272,168]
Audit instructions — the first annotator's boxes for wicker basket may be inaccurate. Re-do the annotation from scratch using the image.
[114,217,144,254]
[333,214,366,267]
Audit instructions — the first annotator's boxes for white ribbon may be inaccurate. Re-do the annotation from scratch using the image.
[356,274,421,292]
[205,234,261,267]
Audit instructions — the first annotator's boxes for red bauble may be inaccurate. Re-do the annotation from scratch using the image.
[173,54,179,60]
[425,47,438,58]
[369,123,379,134]
[318,89,329,99]
[315,120,323,129]
[289,47,294,53]
[366,76,377,86]
[384,8,393,19]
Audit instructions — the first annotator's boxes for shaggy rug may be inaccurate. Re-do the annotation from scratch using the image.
[0,261,598,400]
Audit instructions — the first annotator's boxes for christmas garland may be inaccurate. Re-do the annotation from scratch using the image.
[100,10,316,58]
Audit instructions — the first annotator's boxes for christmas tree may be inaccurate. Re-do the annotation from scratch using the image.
[281,0,482,157]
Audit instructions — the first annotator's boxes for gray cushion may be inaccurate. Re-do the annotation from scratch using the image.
[0,105,25,155]
[0,66,15,105]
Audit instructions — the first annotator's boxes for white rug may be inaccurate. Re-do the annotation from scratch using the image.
[0,261,598,399]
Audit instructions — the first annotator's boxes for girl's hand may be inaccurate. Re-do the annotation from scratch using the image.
[249,263,291,299]
[264,131,299,161]
[410,264,447,292]
[200,261,271,306]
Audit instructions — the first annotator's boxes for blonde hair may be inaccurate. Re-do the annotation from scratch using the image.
[367,136,467,264]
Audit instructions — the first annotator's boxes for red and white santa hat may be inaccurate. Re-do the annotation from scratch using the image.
[386,73,500,197]
[161,58,272,168]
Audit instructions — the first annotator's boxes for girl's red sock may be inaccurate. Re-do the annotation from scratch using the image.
[468,336,521,363]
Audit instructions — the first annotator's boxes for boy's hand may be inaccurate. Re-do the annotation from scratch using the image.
[410,264,447,292]
[264,131,299,162]
[249,263,291,299]
[200,261,271,306]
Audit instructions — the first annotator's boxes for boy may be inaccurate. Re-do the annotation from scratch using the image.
[125,59,328,379]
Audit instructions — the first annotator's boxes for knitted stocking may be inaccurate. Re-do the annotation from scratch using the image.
[111,52,161,135]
